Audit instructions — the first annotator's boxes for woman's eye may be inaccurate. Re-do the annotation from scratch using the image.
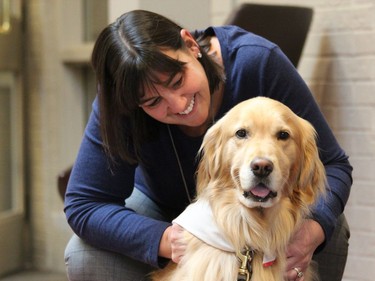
[145,97,162,108]
[172,76,183,89]
[277,131,290,140]
[235,129,248,139]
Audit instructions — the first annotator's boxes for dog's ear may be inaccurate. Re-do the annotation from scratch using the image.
[296,119,327,206]
[196,121,226,195]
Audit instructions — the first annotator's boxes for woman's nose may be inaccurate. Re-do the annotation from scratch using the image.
[165,94,187,114]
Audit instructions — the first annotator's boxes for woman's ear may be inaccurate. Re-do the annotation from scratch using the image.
[180,29,200,57]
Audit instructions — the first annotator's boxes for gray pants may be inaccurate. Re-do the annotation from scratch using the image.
[64,188,350,281]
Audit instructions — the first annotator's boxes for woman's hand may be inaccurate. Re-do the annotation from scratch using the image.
[158,223,187,263]
[284,219,325,280]
[170,223,187,263]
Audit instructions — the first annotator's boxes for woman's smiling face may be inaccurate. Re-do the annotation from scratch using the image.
[139,47,211,129]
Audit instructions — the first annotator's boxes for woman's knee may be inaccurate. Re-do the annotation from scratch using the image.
[65,234,154,281]
[313,213,350,281]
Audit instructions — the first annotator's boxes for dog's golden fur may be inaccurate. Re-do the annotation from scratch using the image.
[152,97,326,281]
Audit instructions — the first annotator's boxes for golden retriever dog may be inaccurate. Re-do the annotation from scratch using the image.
[152,97,326,281]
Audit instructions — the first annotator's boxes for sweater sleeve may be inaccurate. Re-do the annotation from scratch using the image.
[262,46,353,243]
[64,98,170,268]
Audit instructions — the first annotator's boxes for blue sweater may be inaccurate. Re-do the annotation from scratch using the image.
[65,26,353,268]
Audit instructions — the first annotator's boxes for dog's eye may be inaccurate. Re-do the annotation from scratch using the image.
[277,131,290,140]
[235,129,248,139]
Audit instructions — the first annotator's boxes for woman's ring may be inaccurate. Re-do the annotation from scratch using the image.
[293,267,304,278]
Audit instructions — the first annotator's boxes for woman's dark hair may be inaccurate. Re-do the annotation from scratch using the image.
[91,10,225,164]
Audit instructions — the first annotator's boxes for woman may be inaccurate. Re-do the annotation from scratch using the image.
[64,10,352,281]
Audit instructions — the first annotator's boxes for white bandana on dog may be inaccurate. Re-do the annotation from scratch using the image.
[173,199,276,267]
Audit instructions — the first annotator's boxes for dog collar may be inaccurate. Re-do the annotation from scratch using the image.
[173,199,276,267]
[173,199,234,251]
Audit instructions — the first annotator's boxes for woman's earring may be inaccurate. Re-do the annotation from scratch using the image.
[197,52,202,59]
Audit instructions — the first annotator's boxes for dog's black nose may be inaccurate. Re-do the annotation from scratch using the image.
[251,157,273,177]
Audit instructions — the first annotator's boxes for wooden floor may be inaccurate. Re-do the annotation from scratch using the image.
[0,271,67,281]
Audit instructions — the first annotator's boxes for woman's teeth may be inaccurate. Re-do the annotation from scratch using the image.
[179,96,195,115]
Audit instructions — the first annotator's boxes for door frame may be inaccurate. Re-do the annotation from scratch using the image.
[0,0,25,276]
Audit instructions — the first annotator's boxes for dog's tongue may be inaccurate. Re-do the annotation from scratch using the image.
[250,184,271,198]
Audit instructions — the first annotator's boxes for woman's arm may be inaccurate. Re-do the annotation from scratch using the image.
[64,98,171,267]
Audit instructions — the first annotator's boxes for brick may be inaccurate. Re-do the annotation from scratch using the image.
[315,82,353,105]
[346,182,375,207]
[349,157,375,181]
[352,82,375,104]
[344,255,375,281]
[347,231,375,257]
[335,107,373,130]
[335,132,375,157]
[212,0,232,15]
[314,6,375,32]
[345,206,374,232]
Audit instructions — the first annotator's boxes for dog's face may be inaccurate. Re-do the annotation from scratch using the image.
[197,97,325,209]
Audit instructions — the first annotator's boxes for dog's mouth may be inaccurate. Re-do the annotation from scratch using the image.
[243,183,278,202]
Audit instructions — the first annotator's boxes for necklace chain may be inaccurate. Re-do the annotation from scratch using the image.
[167,93,217,204]
[167,124,192,203]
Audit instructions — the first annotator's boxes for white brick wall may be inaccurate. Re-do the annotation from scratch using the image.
[212,1,375,280]
[302,2,375,280]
